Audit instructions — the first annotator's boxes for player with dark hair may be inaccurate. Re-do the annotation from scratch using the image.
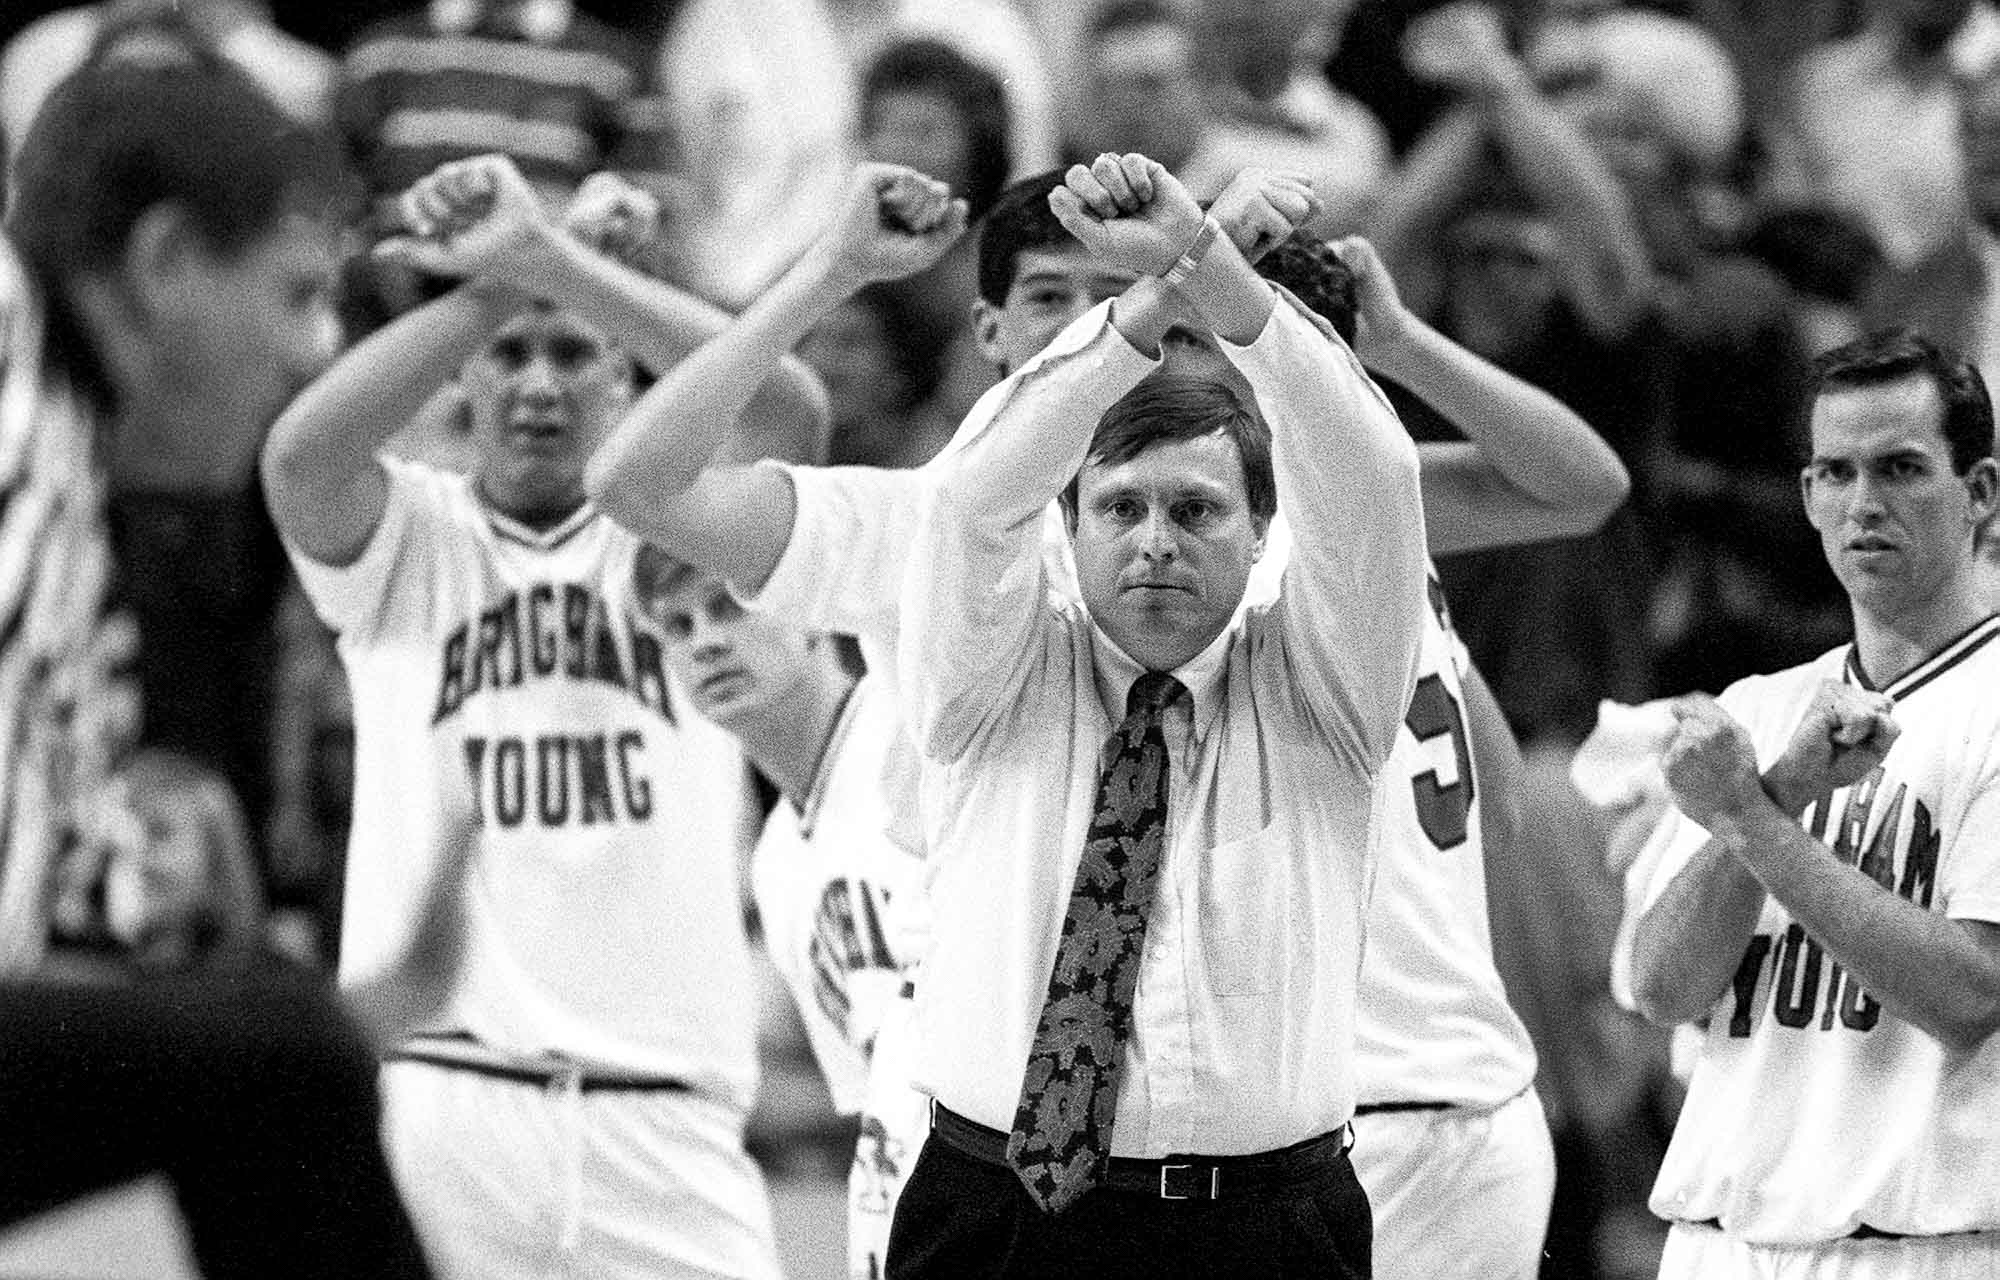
[260,152,838,1278]
[0,59,443,1280]
[1629,326,2000,1278]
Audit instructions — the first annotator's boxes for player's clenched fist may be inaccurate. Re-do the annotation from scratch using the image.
[1047,153,1205,277]
[1767,680,1899,805]
[564,172,662,267]
[1332,235,1418,356]
[1660,693,1765,836]
[376,154,552,279]
[1209,167,1319,265]
[810,163,969,291]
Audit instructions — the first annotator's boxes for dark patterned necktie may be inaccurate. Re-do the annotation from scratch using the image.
[1006,670,1188,1213]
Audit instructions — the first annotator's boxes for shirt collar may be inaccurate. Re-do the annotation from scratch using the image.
[1087,618,1233,744]
[430,0,571,42]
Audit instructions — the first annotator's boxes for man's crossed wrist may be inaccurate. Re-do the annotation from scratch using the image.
[1160,216,1224,287]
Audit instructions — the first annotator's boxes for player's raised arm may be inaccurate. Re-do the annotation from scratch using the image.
[259,163,542,568]
[583,164,967,590]
[1334,235,1632,556]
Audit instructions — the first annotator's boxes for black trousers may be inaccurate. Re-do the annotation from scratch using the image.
[0,963,432,1279]
[886,1130,1372,1280]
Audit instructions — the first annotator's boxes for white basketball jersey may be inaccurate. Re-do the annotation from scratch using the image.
[749,676,925,1114]
[1646,616,2000,1243]
[1354,572,1539,1106]
[289,457,758,1106]
[1252,521,1537,1106]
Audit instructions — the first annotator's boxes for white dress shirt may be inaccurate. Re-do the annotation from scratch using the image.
[899,297,1427,1158]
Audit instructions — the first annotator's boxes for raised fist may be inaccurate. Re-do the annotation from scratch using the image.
[1403,1,1516,94]
[1330,236,1416,354]
[375,154,551,279]
[1210,168,1319,265]
[817,163,969,287]
[1767,681,1899,806]
[1660,693,1763,834]
[1046,153,1206,277]
[565,172,663,268]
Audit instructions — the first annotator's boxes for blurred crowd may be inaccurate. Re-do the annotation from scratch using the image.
[4,0,2000,1276]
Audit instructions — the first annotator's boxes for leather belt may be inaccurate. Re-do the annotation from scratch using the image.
[390,1034,693,1095]
[1353,1100,1453,1116]
[929,1102,1351,1202]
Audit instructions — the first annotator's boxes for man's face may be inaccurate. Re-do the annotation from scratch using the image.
[863,90,973,195]
[640,571,819,727]
[1070,430,1267,672]
[1803,373,1998,622]
[104,784,209,949]
[175,211,341,436]
[1085,20,1207,170]
[461,306,632,520]
[974,247,1139,374]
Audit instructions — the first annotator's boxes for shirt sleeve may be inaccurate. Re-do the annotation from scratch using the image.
[1944,755,2000,924]
[740,463,924,656]
[898,303,1159,763]
[1226,299,1426,770]
[282,454,435,646]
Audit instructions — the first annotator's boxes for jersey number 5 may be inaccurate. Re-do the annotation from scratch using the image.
[1405,673,1474,850]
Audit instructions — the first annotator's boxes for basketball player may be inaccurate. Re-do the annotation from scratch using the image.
[1629,329,2000,1278]
[259,156,831,1278]
[634,548,929,1280]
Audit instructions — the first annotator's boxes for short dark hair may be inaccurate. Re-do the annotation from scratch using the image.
[631,545,708,606]
[860,38,1013,220]
[976,168,1076,305]
[1059,374,1276,528]
[1810,328,1995,474]
[6,62,346,407]
[1253,232,1357,344]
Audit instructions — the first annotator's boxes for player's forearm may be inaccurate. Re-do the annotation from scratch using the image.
[1382,317,1629,550]
[261,283,518,523]
[935,304,1157,533]
[1628,829,1768,1026]
[1725,802,2000,1055]
[1173,233,1275,347]
[1236,300,1425,760]
[584,248,843,514]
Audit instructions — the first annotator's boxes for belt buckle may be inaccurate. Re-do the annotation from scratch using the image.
[1158,1163,1220,1200]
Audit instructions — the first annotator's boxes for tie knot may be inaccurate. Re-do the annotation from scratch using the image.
[1126,671,1187,719]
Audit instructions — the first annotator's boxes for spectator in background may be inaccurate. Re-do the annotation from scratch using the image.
[1960,59,2000,379]
[1188,0,1392,235]
[0,0,333,177]
[337,0,664,323]
[655,0,1052,307]
[1782,0,2000,347]
[798,283,956,468]
[1375,0,1661,747]
[853,36,1014,437]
